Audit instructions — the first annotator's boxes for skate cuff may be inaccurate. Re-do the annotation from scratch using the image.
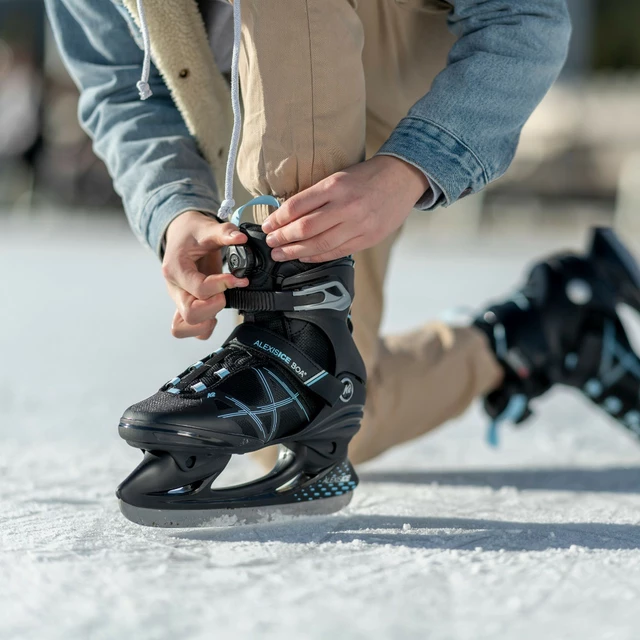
[227,324,346,406]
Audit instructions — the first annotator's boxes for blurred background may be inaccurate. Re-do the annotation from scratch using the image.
[2,0,640,423]
[4,8,640,638]
[1,0,640,234]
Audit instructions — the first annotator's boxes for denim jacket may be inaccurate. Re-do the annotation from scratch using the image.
[45,0,571,256]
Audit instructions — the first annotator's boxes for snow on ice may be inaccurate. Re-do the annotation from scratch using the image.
[2,213,640,640]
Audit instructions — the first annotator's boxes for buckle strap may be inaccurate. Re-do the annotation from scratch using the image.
[226,324,345,405]
[224,289,322,312]
[225,281,351,312]
[226,289,285,312]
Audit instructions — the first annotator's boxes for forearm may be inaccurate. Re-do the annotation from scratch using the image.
[85,97,221,256]
[377,0,571,206]
[46,0,221,255]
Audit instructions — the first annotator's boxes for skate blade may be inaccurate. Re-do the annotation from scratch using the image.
[118,492,353,528]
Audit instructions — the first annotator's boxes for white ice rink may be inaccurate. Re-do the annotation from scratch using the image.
[2,213,640,640]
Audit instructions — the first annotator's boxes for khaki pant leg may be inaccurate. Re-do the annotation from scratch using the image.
[235,0,366,223]
[347,1,502,464]
[239,0,503,470]
[350,323,504,465]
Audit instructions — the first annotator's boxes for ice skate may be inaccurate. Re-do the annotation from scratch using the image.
[116,220,366,528]
[474,227,640,444]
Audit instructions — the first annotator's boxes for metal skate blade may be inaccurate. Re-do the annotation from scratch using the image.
[118,492,353,528]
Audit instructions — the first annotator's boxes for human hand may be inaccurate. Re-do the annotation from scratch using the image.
[261,155,430,263]
[162,211,249,339]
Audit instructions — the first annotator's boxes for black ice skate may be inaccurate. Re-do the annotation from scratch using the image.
[474,227,640,445]
[116,223,366,527]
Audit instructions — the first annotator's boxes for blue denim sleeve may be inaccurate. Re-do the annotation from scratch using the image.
[377,0,571,208]
[45,0,221,256]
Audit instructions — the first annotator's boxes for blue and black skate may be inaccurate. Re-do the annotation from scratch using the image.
[474,227,640,444]
[116,222,366,527]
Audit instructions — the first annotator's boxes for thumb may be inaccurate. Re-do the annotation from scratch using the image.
[197,220,247,250]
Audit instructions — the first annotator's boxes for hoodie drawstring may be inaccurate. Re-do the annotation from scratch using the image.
[217,0,243,221]
[136,0,153,100]
[136,0,243,221]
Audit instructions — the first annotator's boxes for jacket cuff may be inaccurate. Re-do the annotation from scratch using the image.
[376,116,489,209]
[139,180,221,257]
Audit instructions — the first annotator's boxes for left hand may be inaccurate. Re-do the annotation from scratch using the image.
[262,155,431,263]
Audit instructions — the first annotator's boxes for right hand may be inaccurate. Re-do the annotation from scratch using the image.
[162,210,249,340]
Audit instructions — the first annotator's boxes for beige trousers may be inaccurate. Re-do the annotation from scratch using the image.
[235,0,503,465]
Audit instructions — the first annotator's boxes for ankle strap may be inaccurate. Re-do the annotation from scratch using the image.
[225,289,316,312]
[225,280,352,313]
[226,324,346,405]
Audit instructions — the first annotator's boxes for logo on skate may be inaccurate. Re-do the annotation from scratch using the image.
[253,340,309,380]
[290,362,307,379]
[340,377,354,403]
[253,340,292,365]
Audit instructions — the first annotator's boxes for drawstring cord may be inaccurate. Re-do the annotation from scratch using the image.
[218,0,243,221]
[135,0,263,224]
[136,0,153,100]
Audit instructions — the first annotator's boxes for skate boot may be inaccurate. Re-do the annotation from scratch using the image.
[116,222,366,527]
[474,227,640,445]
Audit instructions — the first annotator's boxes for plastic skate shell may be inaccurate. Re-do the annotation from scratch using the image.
[116,221,366,527]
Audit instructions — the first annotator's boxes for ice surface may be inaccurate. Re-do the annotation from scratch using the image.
[2,214,640,640]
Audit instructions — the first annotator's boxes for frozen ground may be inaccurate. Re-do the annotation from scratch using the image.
[2,212,640,640]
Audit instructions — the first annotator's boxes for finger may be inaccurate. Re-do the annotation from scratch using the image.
[171,311,217,340]
[168,286,227,326]
[196,221,248,250]
[196,326,216,341]
[163,256,248,300]
[262,184,331,233]
[298,237,365,264]
[193,316,217,340]
[270,225,358,262]
[171,311,216,339]
[265,207,339,248]
[167,285,227,326]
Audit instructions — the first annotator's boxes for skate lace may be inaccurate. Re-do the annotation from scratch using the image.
[135,0,153,100]
[217,0,243,220]
[164,344,259,396]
